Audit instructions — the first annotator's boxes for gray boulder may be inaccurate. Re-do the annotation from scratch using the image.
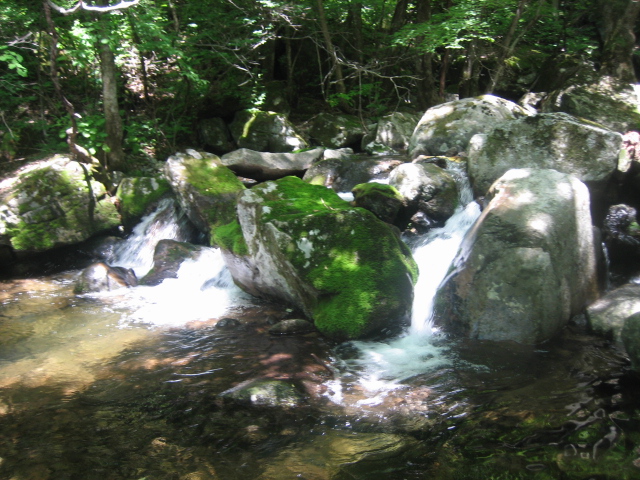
[220,147,324,181]
[309,112,366,149]
[434,168,598,344]
[164,151,245,244]
[229,110,307,153]
[586,284,640,342]
[467,112,623,198]
[220,176,418,340]
[388,163,458,227]
[541,76,640,133]
[408,95,529,158]
[0,155,120,254]
[139,239,204,286]
[362,111,420,154]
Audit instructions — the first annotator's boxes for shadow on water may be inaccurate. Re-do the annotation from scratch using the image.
[2,270,639,480]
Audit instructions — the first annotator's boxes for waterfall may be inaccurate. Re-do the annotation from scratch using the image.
[327,160,481,403]
[113,197,196,278]
[410,164,481,332]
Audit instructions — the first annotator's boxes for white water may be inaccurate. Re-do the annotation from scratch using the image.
[89,198,250,327]
[328,160,481,404]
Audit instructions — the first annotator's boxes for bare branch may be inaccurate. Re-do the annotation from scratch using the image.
[46,0,141,16]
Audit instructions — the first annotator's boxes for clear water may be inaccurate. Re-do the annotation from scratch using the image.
[1,175,639,479]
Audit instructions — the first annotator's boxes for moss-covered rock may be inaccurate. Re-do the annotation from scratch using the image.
[229,110,307,153]
[223,176,418,340]
[352,182,405,224]
[309,112,367,149]
[115,176,171,229]
[362,111,420,154]
[164,151,245,246]
[0,154,121,254]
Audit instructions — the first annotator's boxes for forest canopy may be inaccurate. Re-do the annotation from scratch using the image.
[0,0,638,169]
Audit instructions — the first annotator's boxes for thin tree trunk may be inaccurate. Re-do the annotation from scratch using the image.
[315,0,349,110]
[43,0,93,163]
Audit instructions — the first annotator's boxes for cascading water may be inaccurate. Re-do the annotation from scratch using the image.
[88,197,250,327]
[327,160,481,405]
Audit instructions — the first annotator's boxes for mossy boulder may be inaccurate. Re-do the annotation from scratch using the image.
[0,154,121,254]
[222,176,418,340]
[467,112,623,199]
[229,110,307,153]
[352,182,405,224]
[408,95,530,158]
[115,176,171,229]
[164,151,245,246]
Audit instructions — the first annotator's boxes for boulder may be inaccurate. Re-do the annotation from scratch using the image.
[388,162,458,228]
[139,239,204,286]
[602,204,640,265]
[467,112,623,198]
[362,111,420,154]
[434,169,598,344]
[0,155,120,254]
[220,147,324,181]
[541,76,640,133]
[229,110,307,153]
[303,156,403,193]
[586,284,640,342]
[408,95,530,158]
[309,112,367,149]
[352,183,405,224]
[164,151,245,245]
[74,262,137,294]
[220,176,418,340]
[197,117,235,155]
[115,176,171,229]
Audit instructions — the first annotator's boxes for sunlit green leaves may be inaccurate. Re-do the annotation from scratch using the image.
[0,46,27,77]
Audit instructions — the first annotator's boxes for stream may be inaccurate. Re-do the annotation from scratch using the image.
[1,164,639,479]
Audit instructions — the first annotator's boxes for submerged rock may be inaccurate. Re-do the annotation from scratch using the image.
[0,155,120,254]
[408,95,529,158]
[435,168,598,344]
[74,262,137,293]
[467,112,622,198]
[218,378,306,408]
[258,430,417,480]
[220,176,418,340]
[269,318,316,335]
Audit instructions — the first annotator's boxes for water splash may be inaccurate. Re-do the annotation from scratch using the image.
[328,159,481,405]
[113,197,196,278]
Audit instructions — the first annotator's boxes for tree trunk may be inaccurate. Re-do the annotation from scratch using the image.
[597,0,640,83]
[415,0,439,108]
[315,0,349,110]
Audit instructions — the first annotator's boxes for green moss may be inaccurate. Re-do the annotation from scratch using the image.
[254,176,418,339]
[352,182,404,202]
[212,220,248,256]
[116,177,171,225]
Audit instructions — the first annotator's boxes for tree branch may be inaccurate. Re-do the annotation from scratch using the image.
[46,0,141,15]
